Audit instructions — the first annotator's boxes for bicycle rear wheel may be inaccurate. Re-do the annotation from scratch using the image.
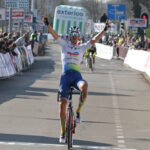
[67,109,73,149]
[88,57,92,70]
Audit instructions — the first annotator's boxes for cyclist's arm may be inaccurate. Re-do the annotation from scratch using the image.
[90,30,106,46]
[47,25,59,40]
[90,21,110,46]
[42,17,59,40]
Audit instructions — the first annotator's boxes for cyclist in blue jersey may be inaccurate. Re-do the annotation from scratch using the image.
[42,16,110,143]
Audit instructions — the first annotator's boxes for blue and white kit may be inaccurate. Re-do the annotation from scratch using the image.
[56,38,92,98]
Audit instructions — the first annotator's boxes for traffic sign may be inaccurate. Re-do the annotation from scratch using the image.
[107,4,126,20]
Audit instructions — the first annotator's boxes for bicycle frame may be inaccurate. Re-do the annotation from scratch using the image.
[57,87,83,149]
[88,52,93,71]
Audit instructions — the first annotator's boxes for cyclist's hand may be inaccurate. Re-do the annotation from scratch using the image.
[42,16,49,26]
[104,20,111,31]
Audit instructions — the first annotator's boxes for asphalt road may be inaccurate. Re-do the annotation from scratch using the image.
[0,44,150,150]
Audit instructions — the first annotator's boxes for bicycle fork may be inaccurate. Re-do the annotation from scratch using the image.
[66,107,76,134]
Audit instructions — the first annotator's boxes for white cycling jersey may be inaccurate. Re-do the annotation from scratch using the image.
[56,38,91,73]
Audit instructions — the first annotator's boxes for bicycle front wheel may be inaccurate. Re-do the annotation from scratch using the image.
[67,109,73,149]
[88,57,92,70]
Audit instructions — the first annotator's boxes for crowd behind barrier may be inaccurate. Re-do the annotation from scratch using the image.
[0,30,45,79]
[99,32,150,51]
[95,31,150,78]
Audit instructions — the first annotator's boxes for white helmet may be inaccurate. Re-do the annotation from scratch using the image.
[69,26,80,34]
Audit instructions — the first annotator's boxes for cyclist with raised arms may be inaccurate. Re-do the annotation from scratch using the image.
[42,16,110,143]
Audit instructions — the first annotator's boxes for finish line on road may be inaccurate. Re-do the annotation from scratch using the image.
[0,141,137,150]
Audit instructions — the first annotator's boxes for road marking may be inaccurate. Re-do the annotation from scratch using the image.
[117,136,124,139]
[0,141,137,150]
[118,140,125,144]
[109,73,126,149]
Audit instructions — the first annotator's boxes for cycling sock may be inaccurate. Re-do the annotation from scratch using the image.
[60,119,65,134]
[76,101,84,113]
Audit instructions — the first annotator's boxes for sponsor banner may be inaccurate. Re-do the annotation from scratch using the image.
[12,9,24,19]
[53,5,88,35]
[95,43,113,60]
[55,5,86,20]
[24,14,33,23]
[93,23,105,33]
[33,42,39,55]
[86,19,92,35]
[128,18,147,28]
[93,23,117,34]
[0,8,6,20]
[6,9,24,20]
[26,45,34,64]
[36,21,44,27]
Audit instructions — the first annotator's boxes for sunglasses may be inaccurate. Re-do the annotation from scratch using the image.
[71,32,79,36]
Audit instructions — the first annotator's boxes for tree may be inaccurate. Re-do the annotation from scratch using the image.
[81,0,104,22]
[0,0,4,7]
[131,0,141,18]
[139,0,150,13]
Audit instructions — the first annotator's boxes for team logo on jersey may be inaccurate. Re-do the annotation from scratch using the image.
[67,52,79,59]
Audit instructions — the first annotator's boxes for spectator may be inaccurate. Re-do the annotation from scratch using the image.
[30,30,38,51]
[15,32,29,47]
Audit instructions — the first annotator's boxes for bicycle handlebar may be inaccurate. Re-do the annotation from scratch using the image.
[57,88,83,102]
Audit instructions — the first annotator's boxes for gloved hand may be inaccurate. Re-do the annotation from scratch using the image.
[42,16,49,26]
[104,20,111,31]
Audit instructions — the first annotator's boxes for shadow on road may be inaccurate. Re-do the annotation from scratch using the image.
[13,87,132,98]
[0,133,114,148]
[82,120,114,125]
[88,91,132,97]
[0,57,55,104]
[102,106,150,112]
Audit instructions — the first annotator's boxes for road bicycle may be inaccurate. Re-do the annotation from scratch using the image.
[88,52,93,71]
[57,87,83,149]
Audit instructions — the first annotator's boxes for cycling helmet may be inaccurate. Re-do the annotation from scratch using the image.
[69,26,80,34]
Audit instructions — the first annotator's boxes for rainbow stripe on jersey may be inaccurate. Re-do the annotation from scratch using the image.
[62,63,80,73]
